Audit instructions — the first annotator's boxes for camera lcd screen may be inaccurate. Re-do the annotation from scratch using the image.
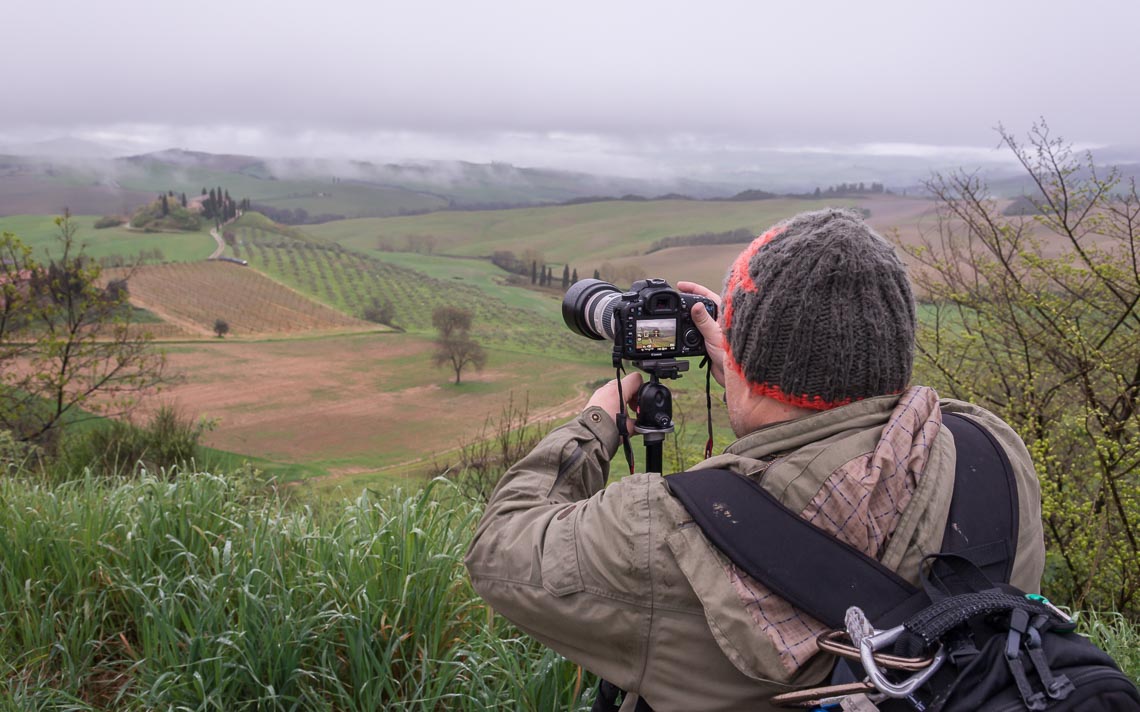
[635,318,676,352]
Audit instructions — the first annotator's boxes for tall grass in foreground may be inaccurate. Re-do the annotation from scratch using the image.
[1,469,1136,711]
[0,470,593,711]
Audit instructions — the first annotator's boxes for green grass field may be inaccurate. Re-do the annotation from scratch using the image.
[307,198,857,265]
[0,214,215,262]
[252,180,447,217]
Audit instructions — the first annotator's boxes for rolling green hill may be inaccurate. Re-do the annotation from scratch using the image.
[1,149,742,221]
[306,197,856,265]
[114,153,448,219]
[227,212,596,357]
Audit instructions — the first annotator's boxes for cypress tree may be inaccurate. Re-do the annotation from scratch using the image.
[561,265,570,290]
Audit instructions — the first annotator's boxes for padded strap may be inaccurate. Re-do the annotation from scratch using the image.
[666,468,917,629]
[938,412,1019,584]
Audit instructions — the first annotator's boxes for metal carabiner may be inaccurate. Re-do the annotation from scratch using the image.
[858,623,947,698]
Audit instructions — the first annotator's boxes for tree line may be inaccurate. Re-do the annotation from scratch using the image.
[646,227,756,253]
[200,186,246,225]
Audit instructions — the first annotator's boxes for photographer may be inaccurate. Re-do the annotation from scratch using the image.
[465,209,1045,711]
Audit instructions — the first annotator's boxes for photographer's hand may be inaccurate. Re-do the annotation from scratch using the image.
[677,281,726,387]
[585,371,643,434]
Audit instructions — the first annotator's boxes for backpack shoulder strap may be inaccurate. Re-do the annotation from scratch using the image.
[666,467,919,629]
[665,409,1020,629]
[938,411,1019,584]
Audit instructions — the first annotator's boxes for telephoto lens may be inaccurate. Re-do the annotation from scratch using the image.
[562,278,622,341]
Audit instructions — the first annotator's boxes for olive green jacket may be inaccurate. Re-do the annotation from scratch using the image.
[465,391,1045,711]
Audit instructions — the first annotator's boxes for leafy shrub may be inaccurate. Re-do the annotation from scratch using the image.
[53,406,212,479]
[361,296,396,327]
[0,429,41,475]
[94,215,125,229]
[903,123,1140,615]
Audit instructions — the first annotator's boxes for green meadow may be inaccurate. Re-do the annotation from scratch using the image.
[0,214,215,262]
[307,197,856,263]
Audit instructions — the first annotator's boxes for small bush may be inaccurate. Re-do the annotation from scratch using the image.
[435,392,550,503]
[94,215,125,229]
[0,429,42,475]
[362,297,396,326]
[52,406,212,479]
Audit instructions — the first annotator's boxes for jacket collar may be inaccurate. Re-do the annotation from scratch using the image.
[726,392,905,460]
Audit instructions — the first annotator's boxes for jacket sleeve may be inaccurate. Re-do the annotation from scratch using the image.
[464,406,656,692]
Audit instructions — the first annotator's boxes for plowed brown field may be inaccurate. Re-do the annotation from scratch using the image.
[150,333,604,489]
[116,261,378,337]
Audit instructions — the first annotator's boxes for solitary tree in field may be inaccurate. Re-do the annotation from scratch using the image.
[431,305,485,384]
[213,318,229,338]
[431,305,472,340]
[0,214,166,444]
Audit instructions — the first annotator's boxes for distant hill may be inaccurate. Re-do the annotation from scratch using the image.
[0,148,740,219]
[0,136,126,158]
[9,143,1132,221]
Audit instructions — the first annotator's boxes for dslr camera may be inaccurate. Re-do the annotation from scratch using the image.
[562,278,718,365]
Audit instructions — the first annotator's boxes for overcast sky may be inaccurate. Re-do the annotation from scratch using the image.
[2,0,1136,176]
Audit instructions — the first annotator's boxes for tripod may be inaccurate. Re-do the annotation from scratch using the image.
[630,358,689,474]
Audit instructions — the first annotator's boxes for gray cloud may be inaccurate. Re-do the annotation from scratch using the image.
[3,0,1136,173]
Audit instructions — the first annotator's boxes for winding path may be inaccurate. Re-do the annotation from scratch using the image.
[208,227,225,259]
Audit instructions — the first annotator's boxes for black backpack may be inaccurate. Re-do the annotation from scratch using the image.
[659,412,1140,711]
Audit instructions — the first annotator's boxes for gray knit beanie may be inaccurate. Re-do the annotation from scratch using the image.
[721,208,915,410]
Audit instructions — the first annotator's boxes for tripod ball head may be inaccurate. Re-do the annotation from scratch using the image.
[635,381,673,433]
